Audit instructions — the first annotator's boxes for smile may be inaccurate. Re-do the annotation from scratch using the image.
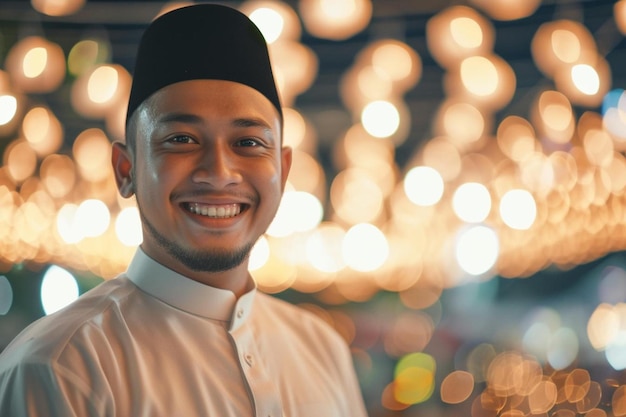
[185,203,243,218]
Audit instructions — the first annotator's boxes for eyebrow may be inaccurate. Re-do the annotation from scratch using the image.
[156,113,274,135]
[156,112,203,125]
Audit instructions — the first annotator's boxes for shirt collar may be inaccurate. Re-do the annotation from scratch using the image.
[126,248,256,330]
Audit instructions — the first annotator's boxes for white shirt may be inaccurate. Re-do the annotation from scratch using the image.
[0,249,368,417]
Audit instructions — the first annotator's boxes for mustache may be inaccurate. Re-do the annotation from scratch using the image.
[169,188,259,204]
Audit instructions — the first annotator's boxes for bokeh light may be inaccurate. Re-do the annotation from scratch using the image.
[0,275,13,315]
[342,223,389,272]
[67,39,110,76]
[306,222,346,273]
[5,36,66,93]
[40,265,79,315]
[361,100,400,138]
[31,0,85,16]
[75,199,110,238]
[249,236,270,271]
[299,0,372,41]
[499,189,537,230]
[22,106,63,156]
[469,0,541,21]
[440,370,474,404]
[393,352,436,405]
[0,95,18,125]
[115,206,142,247]
[426,5,495,69]
[242,1,301,43]
[455,224,499,275]
[267,191,323,237]
[404,166,445,207]
[452,182,492,223]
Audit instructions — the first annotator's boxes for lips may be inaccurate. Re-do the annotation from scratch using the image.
[185,202,243,218]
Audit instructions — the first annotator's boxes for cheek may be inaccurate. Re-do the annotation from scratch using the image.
[267,157,286,185]
[143,155,177,185]
[133,158,172,202]
[268,171,280,185]
[266,172,286,204]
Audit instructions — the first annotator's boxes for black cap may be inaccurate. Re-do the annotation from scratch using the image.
[126,4,282,122]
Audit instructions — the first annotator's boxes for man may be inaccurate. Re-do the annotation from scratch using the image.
[0,4,368,416]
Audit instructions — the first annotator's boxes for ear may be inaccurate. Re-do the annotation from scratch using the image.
[112,141,135,198]
[280,145,292,190]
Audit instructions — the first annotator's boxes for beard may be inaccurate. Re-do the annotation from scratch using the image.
[139,208,253,273]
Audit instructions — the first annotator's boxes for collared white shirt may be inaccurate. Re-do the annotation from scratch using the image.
[0,249,368,417]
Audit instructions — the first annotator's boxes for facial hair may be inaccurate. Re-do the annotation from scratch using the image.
[138,204,253,273]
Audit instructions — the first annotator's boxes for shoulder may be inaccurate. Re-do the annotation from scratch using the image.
[253,292,348,349]
[252,292,365,407]
[0,277,138,416]
[0,277,136,372]
[254,292,329,325]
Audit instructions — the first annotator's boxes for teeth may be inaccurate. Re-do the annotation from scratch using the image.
[187,203,241,218]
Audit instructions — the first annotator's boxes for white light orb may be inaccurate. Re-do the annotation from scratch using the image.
[40,265,79,315]
[499,189,537,230]
[115,206,142,246]
[452,182,492,223]
[342,223,389,272]
[455,225,499,275]
[404,166,445,206]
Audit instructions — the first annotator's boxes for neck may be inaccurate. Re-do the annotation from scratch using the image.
[185,264,252,299]
[140,244,253,298]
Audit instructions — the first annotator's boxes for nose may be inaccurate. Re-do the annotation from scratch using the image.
[191,142,242,188]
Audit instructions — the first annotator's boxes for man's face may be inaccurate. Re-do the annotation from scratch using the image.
[114,79,291,278]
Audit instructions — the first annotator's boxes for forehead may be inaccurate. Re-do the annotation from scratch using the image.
[142,79,281,124]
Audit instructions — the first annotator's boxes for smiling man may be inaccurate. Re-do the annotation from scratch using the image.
[0,4,368,417]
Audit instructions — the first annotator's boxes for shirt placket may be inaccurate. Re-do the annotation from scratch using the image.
[229,308,283,417]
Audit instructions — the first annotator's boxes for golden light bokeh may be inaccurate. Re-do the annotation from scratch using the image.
[531,19,598,78]
[299,0,372,41]
[67,39,111,77]
[31,0,85,16]
[331,167,385,225]
[269,40,318,106]
[469,0,541,21]
[496,115,538,162]
[427,5,495,69]
[532,89,576,145]
[5,36,66,93]
[4,139,37,184]
[242,0,302,43]
[555,54,612,107]
[72,128,113,183]
[617,0,626,35]
[435,99,488,150]
[440,370,475,404]
[0,94,19,127]
[360,39,422,95]
[40,154,76,199]
[71,64,131,120]
[445,53,516,110]
[21,106,63,157]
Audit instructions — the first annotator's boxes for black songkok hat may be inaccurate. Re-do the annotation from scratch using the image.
[126,4,282,122]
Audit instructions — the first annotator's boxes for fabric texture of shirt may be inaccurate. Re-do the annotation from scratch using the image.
[0,249,368,417]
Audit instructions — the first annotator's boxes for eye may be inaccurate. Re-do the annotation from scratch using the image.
[236,137,261,147]
[168,135,196,144]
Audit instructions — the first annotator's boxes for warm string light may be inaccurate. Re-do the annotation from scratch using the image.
[0,2,621,303]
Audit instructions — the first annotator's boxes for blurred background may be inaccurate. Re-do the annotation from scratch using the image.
[1,0,626,415]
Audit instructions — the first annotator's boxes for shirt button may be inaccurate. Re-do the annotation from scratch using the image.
[236,309,244,319]
[244,353,254,366]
